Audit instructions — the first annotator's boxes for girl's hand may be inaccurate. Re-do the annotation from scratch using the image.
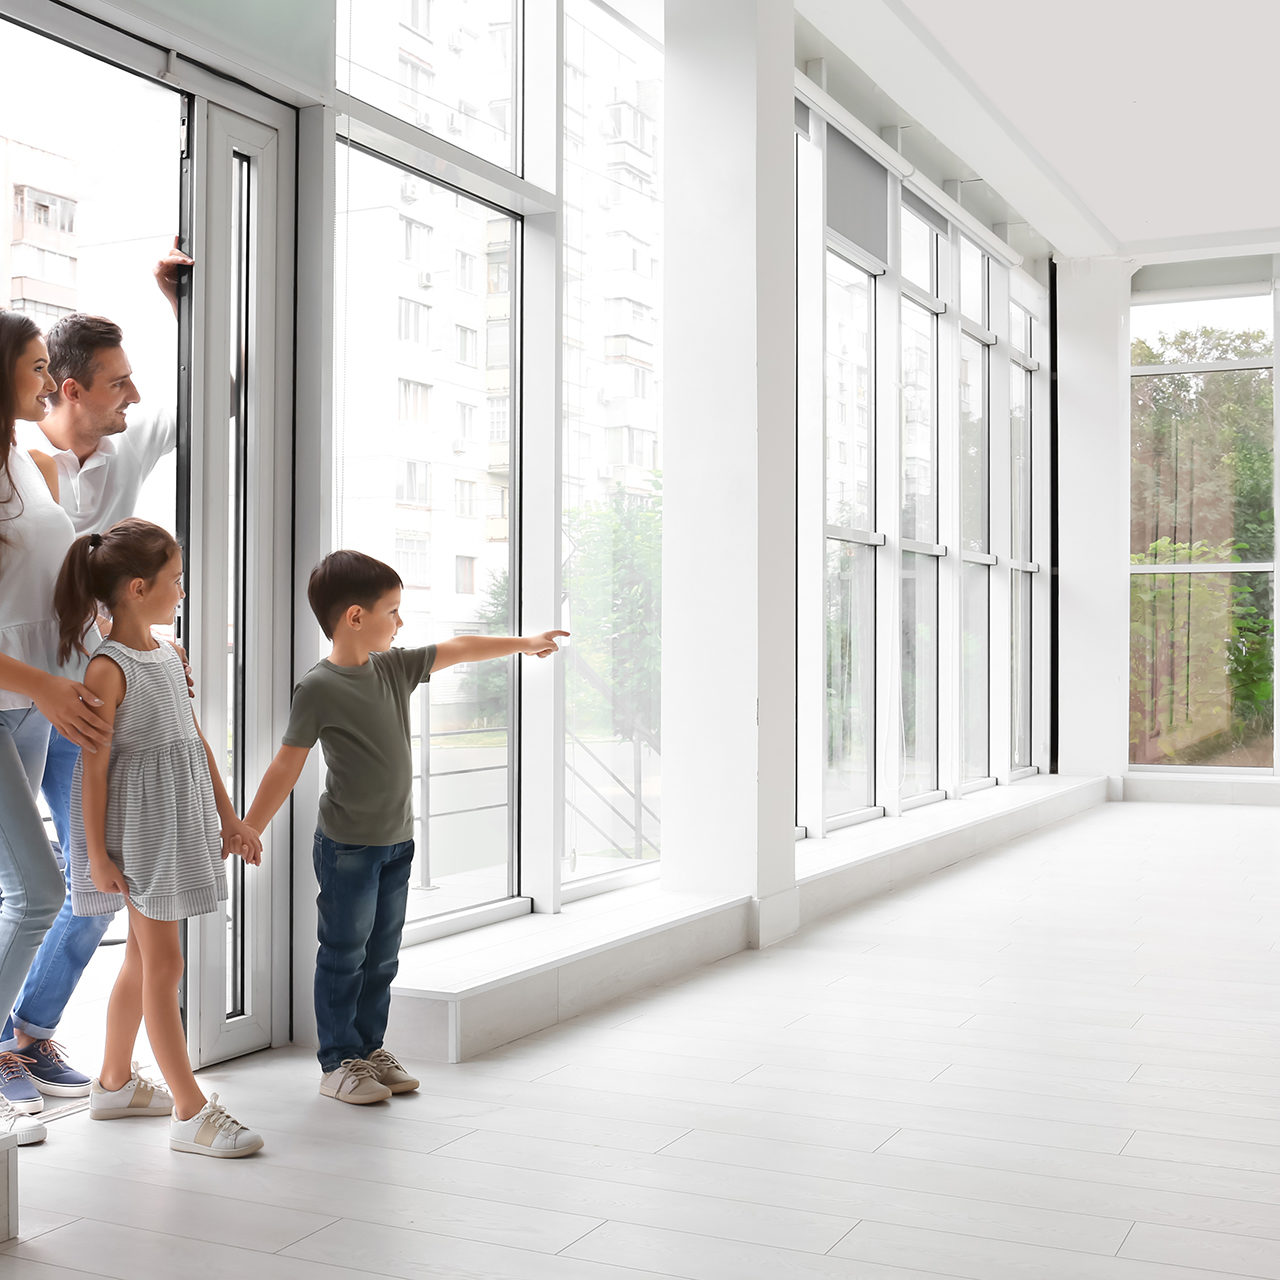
[522,630,569,658]
[33,675,113,752]
[223,820,262,866]
[89,857,128,898]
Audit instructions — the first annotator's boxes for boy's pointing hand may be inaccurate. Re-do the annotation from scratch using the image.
[524,630,570,658]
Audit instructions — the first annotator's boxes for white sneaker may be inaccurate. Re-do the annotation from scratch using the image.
[90,1064,174,1120]
[169,1094,263,1158]
[0,1093,46,1146]
[319,1058,392,1105]
[367,1047,419,1094]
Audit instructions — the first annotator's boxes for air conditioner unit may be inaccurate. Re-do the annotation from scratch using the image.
[416,271,433,289]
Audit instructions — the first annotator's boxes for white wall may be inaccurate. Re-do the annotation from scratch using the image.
[1054,257,1134,782]
[662,0,798,944]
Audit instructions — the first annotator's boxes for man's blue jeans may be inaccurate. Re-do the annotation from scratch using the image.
[2,727,113,1045]
[312,830,414,1073]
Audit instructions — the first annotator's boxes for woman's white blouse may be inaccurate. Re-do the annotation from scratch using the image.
[0,446,85,710]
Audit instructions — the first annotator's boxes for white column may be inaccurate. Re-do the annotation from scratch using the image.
[1055,257,1134,784]
[662,0,798,947]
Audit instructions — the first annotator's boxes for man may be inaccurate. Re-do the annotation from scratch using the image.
[1,241,193,1111]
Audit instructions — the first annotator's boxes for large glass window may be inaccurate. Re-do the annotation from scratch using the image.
[334,143,519,919]
[1130,292,1275,767]
[560,0,663,884]
[798,101,1048,834]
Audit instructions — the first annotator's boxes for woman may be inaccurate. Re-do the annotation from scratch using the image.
[0,310,112,1145]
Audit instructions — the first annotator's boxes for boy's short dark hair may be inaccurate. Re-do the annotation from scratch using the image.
[307,550,403,639]
[46,314,125,404]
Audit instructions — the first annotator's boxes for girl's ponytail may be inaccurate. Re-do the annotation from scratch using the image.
[55,532,103,664]
[54,519,179,664]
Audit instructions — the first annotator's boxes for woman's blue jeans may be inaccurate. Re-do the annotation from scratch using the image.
[312,830,414,1073]
[0,708,67,1037]
[2,727,113,1043]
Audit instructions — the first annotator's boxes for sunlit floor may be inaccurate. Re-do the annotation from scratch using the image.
[5,800,1280,1279]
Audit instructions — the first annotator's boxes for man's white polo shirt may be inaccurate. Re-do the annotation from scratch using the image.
[17,410,176,536]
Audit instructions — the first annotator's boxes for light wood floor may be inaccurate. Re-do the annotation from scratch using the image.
[5,800,1280,1279]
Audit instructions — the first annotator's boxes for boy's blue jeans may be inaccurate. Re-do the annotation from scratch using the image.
[2,726,112,1046]
[312,830,414,1073]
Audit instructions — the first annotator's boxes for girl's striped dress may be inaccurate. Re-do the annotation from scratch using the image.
[69,639,227,921]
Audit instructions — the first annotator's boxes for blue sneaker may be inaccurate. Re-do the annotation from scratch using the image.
[0,1052,43,1114]
[23,1039,92,1098]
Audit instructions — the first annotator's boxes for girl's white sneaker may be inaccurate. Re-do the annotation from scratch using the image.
[89,1064,174,1120]
[169,1093,263,1158]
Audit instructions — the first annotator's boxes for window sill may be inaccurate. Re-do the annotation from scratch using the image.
[795,773,1106,887]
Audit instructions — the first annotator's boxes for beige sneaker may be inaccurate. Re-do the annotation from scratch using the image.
[320,1058,391,1105]
[169,1093,263,1158]
[90,1064,174,1119]
[367,1047,419,1094]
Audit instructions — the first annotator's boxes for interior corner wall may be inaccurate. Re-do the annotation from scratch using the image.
[1054,256,1135,780]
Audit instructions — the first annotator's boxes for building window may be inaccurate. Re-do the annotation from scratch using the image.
[454,479,477,516]
[398,297,429,343]
[398,53,434,121]
[487,319,509,368]
[395,460,430,506]
[456,251,478,290]
[489,395,509,441]
[400,216,431,265]
[456,325,478,365]
[398,379,430,422]
[395,533,431,585]
[13,185,75,234]
[401,0,432,36]
[487,248,509,293]
[457,402,475,439]
[455,555,476,593]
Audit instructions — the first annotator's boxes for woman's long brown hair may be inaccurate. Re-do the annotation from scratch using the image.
[0,310,42,566]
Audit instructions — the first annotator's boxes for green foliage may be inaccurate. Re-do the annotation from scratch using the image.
[472,566,513,726]
[564,481,662,743]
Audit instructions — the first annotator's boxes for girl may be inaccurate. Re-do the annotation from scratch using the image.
[0,310,111,1149]
[56,517,264,1158]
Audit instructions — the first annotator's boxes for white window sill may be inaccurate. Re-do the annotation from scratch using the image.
[795,774,1105,883]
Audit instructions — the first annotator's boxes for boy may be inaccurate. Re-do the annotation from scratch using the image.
[241,550,566,1104]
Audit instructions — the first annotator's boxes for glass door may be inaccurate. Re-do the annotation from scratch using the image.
[184,100,295,1067]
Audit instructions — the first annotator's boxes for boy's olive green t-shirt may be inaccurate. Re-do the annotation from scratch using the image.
[282,645,437,846]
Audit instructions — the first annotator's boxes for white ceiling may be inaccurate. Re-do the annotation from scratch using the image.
[797,0,1280,260]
